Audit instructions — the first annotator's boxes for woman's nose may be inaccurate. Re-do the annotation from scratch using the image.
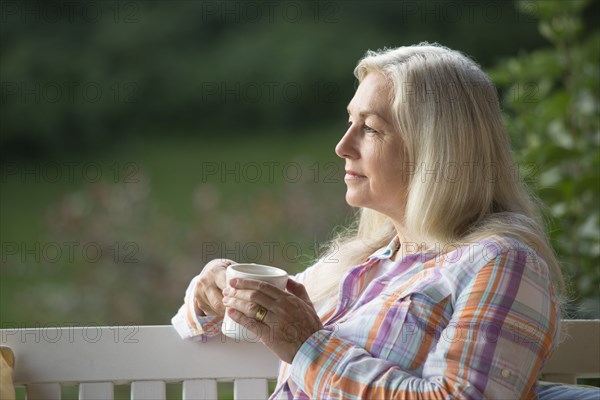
[335,128,359,159]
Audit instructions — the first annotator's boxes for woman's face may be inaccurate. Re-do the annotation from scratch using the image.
[336,72,408,220]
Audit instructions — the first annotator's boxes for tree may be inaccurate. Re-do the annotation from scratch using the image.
[490,0,600,318]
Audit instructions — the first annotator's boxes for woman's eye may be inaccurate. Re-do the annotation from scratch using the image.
[346,120,379,135]
[364,125,378,134]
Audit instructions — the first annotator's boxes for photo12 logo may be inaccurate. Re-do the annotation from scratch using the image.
[0,1,141,24]
[199,81,339,104]
[1,241,140,264]
[0,81,139,104]
[1,323,140,344]
[198,1,340,24]
[1,162,140,184]
[200,161,343,184]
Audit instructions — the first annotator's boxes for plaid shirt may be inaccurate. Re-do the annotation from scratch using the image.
[172,234,560,399]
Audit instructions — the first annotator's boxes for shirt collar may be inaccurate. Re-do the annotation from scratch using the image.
[369,235,400,260]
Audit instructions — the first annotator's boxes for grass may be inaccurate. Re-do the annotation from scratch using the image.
[1,127,347,326]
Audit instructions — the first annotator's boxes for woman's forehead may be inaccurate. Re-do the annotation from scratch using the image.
[347,73,393,122]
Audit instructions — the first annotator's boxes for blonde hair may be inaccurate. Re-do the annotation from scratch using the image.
[305,43,566,312]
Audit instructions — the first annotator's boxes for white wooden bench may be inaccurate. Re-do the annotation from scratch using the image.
[1,320,599,399]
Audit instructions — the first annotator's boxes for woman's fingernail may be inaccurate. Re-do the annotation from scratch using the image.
[223,287,231,296]
[229,279,238,287]
[223,296,231,304]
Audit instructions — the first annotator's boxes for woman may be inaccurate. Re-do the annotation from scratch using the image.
[172,43,565,399]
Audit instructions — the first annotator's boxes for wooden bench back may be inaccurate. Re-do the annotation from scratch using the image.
[1,320,598,399]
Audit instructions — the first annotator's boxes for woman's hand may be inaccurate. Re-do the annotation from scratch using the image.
[194,258,236,317]
[223,278,324,364]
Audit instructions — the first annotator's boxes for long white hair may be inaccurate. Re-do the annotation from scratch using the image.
[305,43,566,313]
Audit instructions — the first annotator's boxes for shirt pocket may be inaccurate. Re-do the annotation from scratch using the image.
[362,291,414,361]
[372,286,453,373]
[328,290,411,355]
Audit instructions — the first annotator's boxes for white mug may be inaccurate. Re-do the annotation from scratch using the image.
[221,263,288,341]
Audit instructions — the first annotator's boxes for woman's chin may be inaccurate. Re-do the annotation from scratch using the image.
[345,192,368,208]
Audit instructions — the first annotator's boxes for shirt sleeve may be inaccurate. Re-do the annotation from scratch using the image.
[290,248,560,399]
[272,266,328,394]
[171,274,223,340]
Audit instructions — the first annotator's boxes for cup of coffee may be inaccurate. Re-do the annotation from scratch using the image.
[221,263,288,341]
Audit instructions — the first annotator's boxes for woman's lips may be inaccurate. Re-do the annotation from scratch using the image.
[345,170,367,180]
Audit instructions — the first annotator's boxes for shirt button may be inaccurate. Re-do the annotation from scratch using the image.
[501,369,511,378]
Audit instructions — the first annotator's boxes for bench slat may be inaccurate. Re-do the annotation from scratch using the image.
[541,374,577,385]
[26,383,61,399]
[79,382,113,399]
[131,380,165,400]
[1,326,279,384]
[183,379,218,399]
[541,320,600,378]
[234,378,268,399]
[1,320,597,395]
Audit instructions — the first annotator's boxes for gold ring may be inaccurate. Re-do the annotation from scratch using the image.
[255,307,267,323]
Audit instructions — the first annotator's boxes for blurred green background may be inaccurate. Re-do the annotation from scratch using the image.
[1,0,599,390]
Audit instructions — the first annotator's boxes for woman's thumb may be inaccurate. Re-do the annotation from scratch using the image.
[286,279,312,304]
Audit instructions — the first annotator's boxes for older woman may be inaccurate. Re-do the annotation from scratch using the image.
[172,43,564,399]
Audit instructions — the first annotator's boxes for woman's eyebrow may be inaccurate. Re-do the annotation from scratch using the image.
[346,106,389,124]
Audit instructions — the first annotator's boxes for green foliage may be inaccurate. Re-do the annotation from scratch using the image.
[490,0,600,318]
[1,0,548,159]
